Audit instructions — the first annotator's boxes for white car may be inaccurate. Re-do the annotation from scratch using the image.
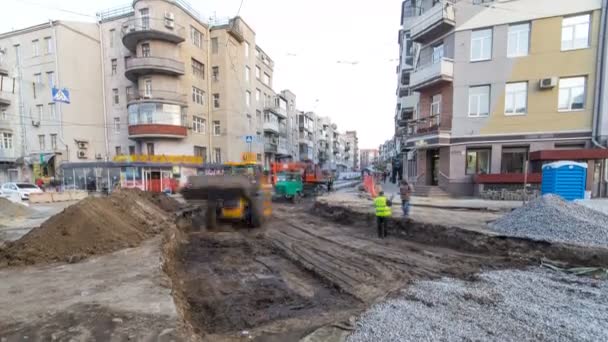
[1,183,43,200]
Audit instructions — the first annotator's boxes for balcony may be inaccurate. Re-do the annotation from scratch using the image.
[127,90,187,106]
[125,56,185,82]
[0,91,11,106]
[263,120,279,134]
[265,100,287,118]
[299,150,313,161]
[406,114,442,136]
[410,58,453,91]
[410,1,455,44]
[0,148,17,162]
[0,65,8,76]
[264,142,277,153]
[122,18,185,51]
[128,124,187,139]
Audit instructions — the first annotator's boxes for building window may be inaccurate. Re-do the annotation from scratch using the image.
[192,116,206,133]
[244,41,250,57]
[36,104,43,121]
[192,86,204,105]
[126,86,133,101]
[194,146,207,160]
[214,148,221,163]
[470,28,492,61]
[507,23,529,57]
[256,110,262,124]
[505,82,527,115]
[115,146,122,156]
[47,71,55,88]
[212,66,219,81]
[468,85,490,117]
[111,59,117,75]
[1,110,7,121]
[140,8,150,29]
[112,88,119,104]
[49,103,56,119]
[129,146,136,155]
[113,117,120,133]
[558,76,586,111]
[144,79,152,97]
[256,88,261,102]
[213,120,220,136]
[466,148,491,175]
[50,134,57,150]
[245,91,251,107]
[213,93,220,108]
[141,43,150,57]
[432,43,443,64]
[38,134,45,151]
[211,37,218,54]
[146,143,154,155]
[32,39,39,57]
[109,29,115,47]
[192,58,204,79]
[191,26,203,48]
[245,66,250,82]
[44,37,53,54]
[0,132,13,150]
[255,66,261,79]
[34,73,42,85]
[501,147,528,174]
[562,14,590,51]
[431,94,441,116]
[263,73,270,85]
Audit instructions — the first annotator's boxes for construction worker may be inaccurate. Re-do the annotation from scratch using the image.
[374,191,392,238]
[400,180,412,218]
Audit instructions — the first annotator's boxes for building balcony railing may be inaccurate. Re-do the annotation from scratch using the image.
[127,90,187,106]
[0,148,17,162]
[263,120,279,134]
[265,101,287,119]
[125,56,185,82]
[410,1,455,44]
[405,114,442,136]
[410,58,453,91]
[122,18,185,51]
[128,124,187,139]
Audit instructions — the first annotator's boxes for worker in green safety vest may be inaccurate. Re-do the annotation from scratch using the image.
[374,191,392,238]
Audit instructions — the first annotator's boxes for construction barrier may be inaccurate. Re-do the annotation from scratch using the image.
[29,192,54,203]
[363,175,378,198]
[51,192,72,202]
[29,191,88,203]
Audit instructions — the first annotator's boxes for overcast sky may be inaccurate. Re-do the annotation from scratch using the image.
[1,0,400,149]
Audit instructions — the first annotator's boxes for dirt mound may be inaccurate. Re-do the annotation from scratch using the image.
[0,198,34,218]
[0,189,177,267]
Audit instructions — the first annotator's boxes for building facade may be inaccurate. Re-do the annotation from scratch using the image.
[360,148,379,170]
[398,0,608,197]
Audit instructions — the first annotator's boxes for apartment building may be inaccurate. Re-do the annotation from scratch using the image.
[398,0,608,197]
[360,149,379,170]
[297,111,315,162]
[0,21,105,183]
[343,130,359,171]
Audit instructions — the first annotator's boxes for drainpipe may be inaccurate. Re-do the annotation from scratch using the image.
[97,19,110,160]
[591,0,607,148]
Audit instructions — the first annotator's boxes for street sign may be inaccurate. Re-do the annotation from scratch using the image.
[51,87,70,104]
[245,135,253,143]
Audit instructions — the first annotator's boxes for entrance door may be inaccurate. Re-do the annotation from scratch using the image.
[144,170,162,192]
[160,170,173,193]
[428,149,439,186]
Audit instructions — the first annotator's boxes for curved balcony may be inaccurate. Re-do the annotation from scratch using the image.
[122,18,185,51]
[125,56,185,82]
[127,90,187,107]
[128,124,187,139]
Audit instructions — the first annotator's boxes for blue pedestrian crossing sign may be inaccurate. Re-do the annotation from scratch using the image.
[245,135,253,143]
[52,87,70,104]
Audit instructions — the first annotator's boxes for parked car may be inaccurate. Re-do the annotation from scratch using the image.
[0,183,43,200]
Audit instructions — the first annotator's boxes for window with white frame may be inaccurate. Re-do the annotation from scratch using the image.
[191,26,203,48]
[47,71,55,88]
[505,82,527,115]
[256,88,261,102]
[141,43,150,57]
[558,76,586,111]
[214,148,221,163]
[109,29,115,47]
[0,110,7,120]
[113,117,120,133]
[36,104,43,121]
[38,134,45,151]
[32,39,39,57]
[192,86,204,105]
[212,66,219,81]
[561,14,590,51]
[44,37,53,54]
[34,73,42,84]
[49,103,56,119]
[255,66,261,79]
[432,44,443,64]
[244,41,250,57]
[507,23,529,57]
[246,91,251,107]
[470,28,492,61]
[263,73,270,85]
[112,88,119,104]
[192,58,204,79]
[245,66,250,82]
[213,120,221,136]
[468,85,490,117]
[144,79,152,97]
[431,94,441,116]
[0,132,12,150]
[111,58,117,75]
[50,134,57,150]
[192,116,205,133]
[213,93,220,108]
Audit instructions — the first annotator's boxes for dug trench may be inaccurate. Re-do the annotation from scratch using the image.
[161,201,608,341]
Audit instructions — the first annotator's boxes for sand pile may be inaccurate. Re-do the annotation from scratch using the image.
[0,198,34,218]
[0,189,181,267]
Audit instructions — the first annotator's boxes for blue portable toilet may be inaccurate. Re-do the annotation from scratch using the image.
[541,161,587,201]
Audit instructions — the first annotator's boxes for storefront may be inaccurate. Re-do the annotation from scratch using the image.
[60,155,203,193]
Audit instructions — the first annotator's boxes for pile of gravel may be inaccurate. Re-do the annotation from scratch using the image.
[348,268,608,342]
[489,194,608,247]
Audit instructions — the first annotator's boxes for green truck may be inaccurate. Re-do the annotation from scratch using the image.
[273,171,304,202]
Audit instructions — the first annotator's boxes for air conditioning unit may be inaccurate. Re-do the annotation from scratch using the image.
[164,12,174,20]
[95,153,102,160]
[77,142,88,149]
[31,120,40,127]
[77,150,87,159]
[539,77,557,89]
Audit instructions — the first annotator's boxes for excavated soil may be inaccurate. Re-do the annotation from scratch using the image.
[0,198,34,218]
[0,189,181,267]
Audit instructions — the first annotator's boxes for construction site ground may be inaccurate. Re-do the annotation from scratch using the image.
[1,188,608,341]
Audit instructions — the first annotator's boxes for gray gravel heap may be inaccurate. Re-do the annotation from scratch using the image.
[347,268,608,342]
[489,194,608,247]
